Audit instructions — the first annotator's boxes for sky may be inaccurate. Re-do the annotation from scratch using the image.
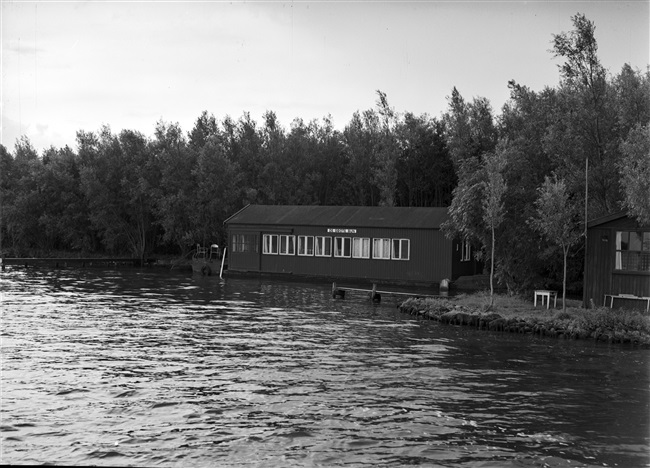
[1,0,648,153]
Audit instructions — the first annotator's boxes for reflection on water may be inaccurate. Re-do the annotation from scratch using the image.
[1,268,649,467]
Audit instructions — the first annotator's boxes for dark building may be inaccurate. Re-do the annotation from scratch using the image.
[585,211,650,311]
[224,205,480,286]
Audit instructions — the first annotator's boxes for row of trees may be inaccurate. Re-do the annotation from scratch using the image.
[1,99,456,259]
[1,13,648,298]
[442,13,650,306]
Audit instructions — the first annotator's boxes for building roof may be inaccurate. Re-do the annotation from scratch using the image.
[225,205,450,229]
[587,211,627,228]
[585,211,650,229]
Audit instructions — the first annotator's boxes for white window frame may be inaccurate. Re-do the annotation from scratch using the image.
[298,235,315,256]
[334,237,351,258]
[262,234,278,254]
[279,235,295,255]
[392,238,410,260]
[615,231,650,271]
[461,240,471,262]
[352,237,370,259]
[373,238,391,260]
[315,236,332,257]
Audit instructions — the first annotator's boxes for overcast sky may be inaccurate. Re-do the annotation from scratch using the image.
[2,0,648,153]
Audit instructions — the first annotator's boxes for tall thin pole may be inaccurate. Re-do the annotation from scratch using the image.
[583,156,588,308]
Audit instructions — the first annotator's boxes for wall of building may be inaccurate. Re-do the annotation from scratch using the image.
[585,216,650,308]
[227,224,454,285]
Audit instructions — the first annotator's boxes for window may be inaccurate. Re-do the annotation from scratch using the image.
[232,234,258,253]
[615,231,650,271]
[279,235,295,255]
[315,236,332,257]
[373,238,391,259]
[262,234,278,254]
[392,238,410,260]
[461,240,471,262]
[352,237,370,259]
[334,237,351,258]
[298,236,314,256]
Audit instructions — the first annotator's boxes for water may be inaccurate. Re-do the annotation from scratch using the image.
[1,268,649,467]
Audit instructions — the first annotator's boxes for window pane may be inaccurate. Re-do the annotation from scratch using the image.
[352,238,370,258]
[629,232,643,251]
[322,237,331,256]
[343,238,351,257]
[334,238,341,257]
[392,239,400,259]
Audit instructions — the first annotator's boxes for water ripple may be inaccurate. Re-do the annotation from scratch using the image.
[1,268,648,467]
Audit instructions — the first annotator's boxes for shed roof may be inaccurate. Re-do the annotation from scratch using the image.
[587,211,650,229]
[225,205,449,229]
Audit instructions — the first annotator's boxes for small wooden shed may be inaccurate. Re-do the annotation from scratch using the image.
[224,205,480,286]
[585,212,650,311]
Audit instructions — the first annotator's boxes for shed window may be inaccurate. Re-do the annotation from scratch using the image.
[262,234,278,255]
[392,238,410,260]
[461,240,471,262]
[232,234,259,253]
[373,238,391,259]
[615,231,650,271]
[298,236,314,256]
[334,237,351,258]
[279,235,295,255]
[352,237,370,259]
[315,236,332,257]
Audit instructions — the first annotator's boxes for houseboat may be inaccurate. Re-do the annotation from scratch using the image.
[223,205,481,288]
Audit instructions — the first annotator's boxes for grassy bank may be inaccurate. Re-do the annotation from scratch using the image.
[398,291,650,348]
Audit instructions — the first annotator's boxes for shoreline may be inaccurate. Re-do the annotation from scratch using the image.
[398,293,650,348]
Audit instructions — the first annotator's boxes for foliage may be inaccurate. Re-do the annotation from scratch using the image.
[529,175,583,312]
[482,149,507,306]
[0,11,647,304]
[618,124,650,225]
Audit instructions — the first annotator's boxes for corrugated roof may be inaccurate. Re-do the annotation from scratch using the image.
[587,211,627,229]
[225,205,449,229]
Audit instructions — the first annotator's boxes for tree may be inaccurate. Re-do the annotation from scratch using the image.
[152,120,195,252]
[442,157,488,265]
[497,83,559,292]
[395,113,455,207]
[549,13,620,217]
[373,90,399,206]
[530,175,583,312]
[79,127,157,260]
[482,149,507,307]
[619,124,650,225]
[444,88,498,171]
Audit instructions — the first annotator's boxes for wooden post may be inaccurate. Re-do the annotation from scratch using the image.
[332,282,345,299]
[370,283,381,303]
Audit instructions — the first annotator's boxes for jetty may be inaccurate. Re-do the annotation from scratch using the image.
[1,257,155,269]
[331,282,445,303]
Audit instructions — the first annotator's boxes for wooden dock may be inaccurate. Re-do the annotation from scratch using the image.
[1,257,155,269]
[331,282,443,303]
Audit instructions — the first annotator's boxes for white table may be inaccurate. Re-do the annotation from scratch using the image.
[534,290,557,309]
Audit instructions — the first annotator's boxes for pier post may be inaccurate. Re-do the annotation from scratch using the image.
[332,282,345,299]
[370,283,381,303]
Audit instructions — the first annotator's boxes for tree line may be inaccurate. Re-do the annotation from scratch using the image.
[1,13,648,295]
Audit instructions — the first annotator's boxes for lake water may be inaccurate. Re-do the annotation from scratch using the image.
[1,267,649,467]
